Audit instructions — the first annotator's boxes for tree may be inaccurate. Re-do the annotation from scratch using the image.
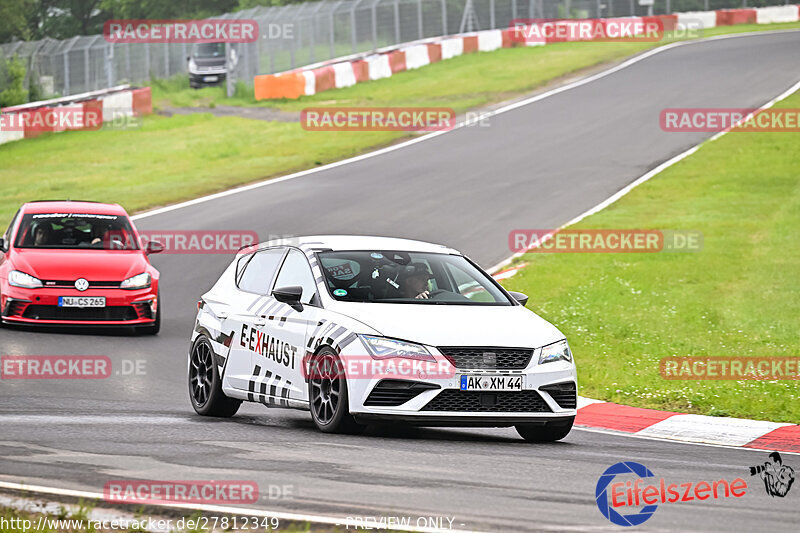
[0,0,36,42]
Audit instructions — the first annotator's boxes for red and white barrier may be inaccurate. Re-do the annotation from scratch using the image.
[440,37,465,59]
[678,11,717,29]
[0,85,152,146]
[756,5,799,24]
[404,44,431,70]
[477,29,504,52]
[367,54,392,81]
[101,90,133,122]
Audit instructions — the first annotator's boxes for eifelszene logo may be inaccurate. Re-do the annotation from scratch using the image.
[595,461,747,526]
[749,452,795,497]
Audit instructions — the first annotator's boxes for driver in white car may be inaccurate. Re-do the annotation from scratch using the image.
[401,262,435,299]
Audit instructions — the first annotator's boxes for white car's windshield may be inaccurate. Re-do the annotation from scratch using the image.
[318,250,512,305]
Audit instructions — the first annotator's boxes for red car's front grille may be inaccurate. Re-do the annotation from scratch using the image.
[22,305,138,321]
[41,280,122,289]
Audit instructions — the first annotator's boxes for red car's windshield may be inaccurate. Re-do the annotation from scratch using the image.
[14,213,139,250]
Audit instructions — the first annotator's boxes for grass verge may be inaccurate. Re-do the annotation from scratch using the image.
[500,90,800,423]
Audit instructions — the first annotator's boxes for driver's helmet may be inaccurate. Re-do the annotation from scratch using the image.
[404,262,434,280]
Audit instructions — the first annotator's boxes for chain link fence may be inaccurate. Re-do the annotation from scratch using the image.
[0,0,794,98]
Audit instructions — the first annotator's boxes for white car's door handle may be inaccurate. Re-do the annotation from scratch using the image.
[254,316,266,327]
[217,310,228,319]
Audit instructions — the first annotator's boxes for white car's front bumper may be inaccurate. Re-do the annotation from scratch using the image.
[344,344,577,426]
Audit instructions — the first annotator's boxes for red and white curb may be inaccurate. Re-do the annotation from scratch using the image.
[575,398,800,453]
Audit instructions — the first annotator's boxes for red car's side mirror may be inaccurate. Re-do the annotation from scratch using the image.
[145,240,164,255]
[0,237,7,253]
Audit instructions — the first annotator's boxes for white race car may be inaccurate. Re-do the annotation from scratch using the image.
[189,236,577,441]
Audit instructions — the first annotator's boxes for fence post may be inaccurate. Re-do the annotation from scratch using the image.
[63,50,69,96]
[417,0,424,39]
[442,0,448,35]
[84,47,90,91]
[394,0,401,43]
[144,42,151,81]
[490,0,496,28]
[372,0,379,50]
[106,42,114,88]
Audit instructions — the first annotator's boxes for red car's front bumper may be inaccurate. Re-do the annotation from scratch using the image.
[1,285,157,326]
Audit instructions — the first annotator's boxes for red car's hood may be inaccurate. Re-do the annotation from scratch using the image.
[11,249,149,282]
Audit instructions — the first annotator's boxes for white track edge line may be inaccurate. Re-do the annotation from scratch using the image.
[132,28,800,223]
[0,481,478,533]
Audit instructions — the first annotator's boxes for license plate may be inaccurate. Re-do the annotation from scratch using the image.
[203,76,218,82]
[460,375,523,391]
[58,296,106,308]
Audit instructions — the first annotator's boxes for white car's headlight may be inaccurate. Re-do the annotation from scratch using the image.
[120,272,151,290]
[538,339,572,365]
[188,58,198,73]
[360,335,434,361]
[8,270,43,289]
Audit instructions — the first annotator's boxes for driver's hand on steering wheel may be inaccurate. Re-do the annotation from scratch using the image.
[415,290,430,299]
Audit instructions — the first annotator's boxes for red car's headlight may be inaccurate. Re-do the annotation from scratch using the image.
[120,272,151,290]
[8,270,43,289]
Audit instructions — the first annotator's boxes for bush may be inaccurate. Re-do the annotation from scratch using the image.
[0,55,28,107]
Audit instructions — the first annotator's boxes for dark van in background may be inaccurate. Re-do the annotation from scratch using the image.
[187,43,232,89]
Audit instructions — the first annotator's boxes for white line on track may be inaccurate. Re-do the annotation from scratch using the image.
[0,415,194,424]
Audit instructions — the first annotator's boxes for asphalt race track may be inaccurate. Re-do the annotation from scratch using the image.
[2,31,800,532]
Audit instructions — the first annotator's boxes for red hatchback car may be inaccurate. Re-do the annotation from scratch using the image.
[0,201,162,333]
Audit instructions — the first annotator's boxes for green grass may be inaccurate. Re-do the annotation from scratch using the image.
[1,21,798,229]
[501,91,800,423]
[0,114,397,225]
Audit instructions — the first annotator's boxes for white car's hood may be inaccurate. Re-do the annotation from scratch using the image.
[327,302,564,349]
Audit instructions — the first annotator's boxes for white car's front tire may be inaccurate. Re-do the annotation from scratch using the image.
[308,347,365,434]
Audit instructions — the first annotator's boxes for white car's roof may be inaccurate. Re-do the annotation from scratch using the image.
[263,235,461,255]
